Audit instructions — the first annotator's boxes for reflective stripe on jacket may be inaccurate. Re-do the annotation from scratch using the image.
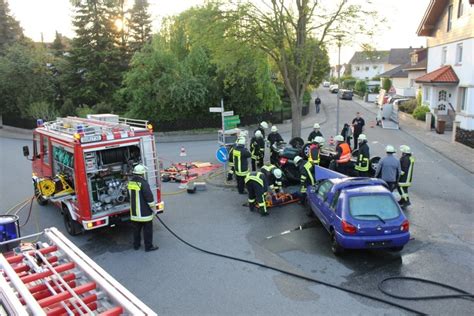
[336,143,351,164]
[399,155,415,187]
[128,176,155,222]
[355,143,370,172]
[233,145,250,176]
[308,144,320,165]
[245,172,268,191]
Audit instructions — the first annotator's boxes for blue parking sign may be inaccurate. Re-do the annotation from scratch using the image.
[216,147,228,164]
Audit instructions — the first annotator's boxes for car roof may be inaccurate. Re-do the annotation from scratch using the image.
[328,177,389,193]
[344,185,391,195]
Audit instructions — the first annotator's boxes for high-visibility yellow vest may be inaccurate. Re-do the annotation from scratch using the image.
[399,156,415,187]
[128,181,154,222]
[355,154,369,172]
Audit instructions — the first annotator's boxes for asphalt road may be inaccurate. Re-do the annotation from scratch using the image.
[1,87,473,315]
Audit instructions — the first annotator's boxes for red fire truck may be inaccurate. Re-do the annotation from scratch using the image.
[22,114,164,236]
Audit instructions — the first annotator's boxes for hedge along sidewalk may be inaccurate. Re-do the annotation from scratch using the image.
[352,96,474,174]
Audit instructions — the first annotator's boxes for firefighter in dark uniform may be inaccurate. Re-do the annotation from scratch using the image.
[268,125,284,165]
[354,134,370,177]
[233,137,251,194]
[308,136,322,166]
[294,156,315,202]
[261,164,283,192]
[227,143,235,181]
[308,123,323,142]
[245,171,269,216]
[250,130,265,171]
[333,134,352,175]
[398,145,415,207]
[254,121,268,139]
[127,164,158,252]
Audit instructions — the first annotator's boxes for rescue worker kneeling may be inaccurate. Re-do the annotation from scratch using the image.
[294,156,315,203]
[261,164,283,193]
[245,171,269,216]
[127,164,159,252]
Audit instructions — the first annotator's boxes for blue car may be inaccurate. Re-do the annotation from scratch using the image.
[307,166,410,255]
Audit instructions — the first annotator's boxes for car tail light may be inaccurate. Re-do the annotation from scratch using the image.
[400,220,409,232]
[342,220,357,234]
[279,157,288,165]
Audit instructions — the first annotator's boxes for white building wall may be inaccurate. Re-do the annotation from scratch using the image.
[351,63,385,80]
[425,38,474,130]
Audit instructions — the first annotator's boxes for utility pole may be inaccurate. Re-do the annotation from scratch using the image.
[335,34,343,136]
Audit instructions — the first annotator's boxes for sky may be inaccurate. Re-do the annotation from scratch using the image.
[8,0,430,65]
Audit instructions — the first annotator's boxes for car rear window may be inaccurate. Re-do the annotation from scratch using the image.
[349,194,400,221]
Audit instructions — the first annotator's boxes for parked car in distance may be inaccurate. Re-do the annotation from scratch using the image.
[323,81,330,87]
[338,89,353,100]
[307,166,410,255]
[329,84,339,93]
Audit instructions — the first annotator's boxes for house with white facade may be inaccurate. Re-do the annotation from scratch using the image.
[379,48,418,97]
[416,0,474,136]
[348,51,390,80]
[403,48,428,92]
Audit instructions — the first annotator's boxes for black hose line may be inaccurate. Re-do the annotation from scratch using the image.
[378,277,474,301]
[155,215,426,315]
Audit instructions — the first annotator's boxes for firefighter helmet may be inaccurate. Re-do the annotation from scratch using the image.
[334,135,344,142]
[236,137,246,145]
[313,123,320,129]
[314,136,324,144]
[273,168,283,179]
[400,145,411,154]
[260,121,269,129]
[133,164,148,175]
[358,134,367,142]
[255,130,263,138]
[271,125,278,132]
[385,145,396,153]
[293,156,303,165]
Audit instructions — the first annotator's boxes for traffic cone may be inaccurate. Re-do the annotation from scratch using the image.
[180,147,187,157]
[329,136,334,146]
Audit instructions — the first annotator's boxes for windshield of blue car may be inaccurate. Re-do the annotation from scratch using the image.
[349,194,400,221]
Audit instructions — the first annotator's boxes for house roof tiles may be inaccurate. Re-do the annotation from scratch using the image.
[415,65,459,84]
[379,64,409,78]
[348,51,389,64]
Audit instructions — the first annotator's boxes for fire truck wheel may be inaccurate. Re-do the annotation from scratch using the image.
[162,174,171,182]
[34,184,48,206]
[63,207,83,236]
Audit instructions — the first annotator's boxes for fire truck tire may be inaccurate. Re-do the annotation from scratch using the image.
[62,206,83,236]
[34,184,48,206]
[162,174,171,182]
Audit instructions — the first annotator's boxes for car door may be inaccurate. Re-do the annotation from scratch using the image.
[314,181,333,229]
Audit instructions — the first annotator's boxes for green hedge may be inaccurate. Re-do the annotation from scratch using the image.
[412,105,430,121]
[398,99,417,114]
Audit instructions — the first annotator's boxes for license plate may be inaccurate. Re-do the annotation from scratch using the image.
[81,135,102,143]
[366,240,392,248]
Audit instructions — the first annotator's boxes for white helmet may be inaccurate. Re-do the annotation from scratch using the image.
[133,164,147,175]
[334,135,344,142]
[273,168,283,179]
[293,156,303,165]
[271,125,278,132]
[358,134,367,142]
[236,137,246,145]
[400,145,411,154]
[313,123,320,129]
[314,136,324,144]
[260,121,268,129]
[318,137,325,147]
[385,145,396,153]
[255,130,263,138]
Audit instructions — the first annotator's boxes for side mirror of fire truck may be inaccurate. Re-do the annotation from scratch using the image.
[22,145,30,159]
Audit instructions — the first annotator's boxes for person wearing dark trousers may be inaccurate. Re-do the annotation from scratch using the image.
[127,164,158,252]
[245,171,269,216]
[315,97,321,114]
[333,135,352,175]
[374,145,401,192]
[268,125,284,165]
[307,123,323,142]
[398,145,415,207]
[352,112,365,150]
[293,156,315,203]
[233,137,251,194]
[260,164,283,192]
[250,130,265,171]
[341,123,352,147]
[354,134,370,177]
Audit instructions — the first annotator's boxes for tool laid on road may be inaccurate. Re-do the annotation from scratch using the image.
[0,227,156,315]
[161,162,220,184]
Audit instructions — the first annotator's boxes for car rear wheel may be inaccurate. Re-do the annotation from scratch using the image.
[331,232,344,255]
[34,184,48,206]
[63,206,83,236]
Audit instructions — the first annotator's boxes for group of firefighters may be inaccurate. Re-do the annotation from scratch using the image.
[226,115,416,217]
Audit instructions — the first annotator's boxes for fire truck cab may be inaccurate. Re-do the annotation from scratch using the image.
[22,114,163,236]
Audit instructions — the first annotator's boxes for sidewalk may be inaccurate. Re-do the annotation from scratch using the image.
[0,94,327,143]
[352,97,474,174]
